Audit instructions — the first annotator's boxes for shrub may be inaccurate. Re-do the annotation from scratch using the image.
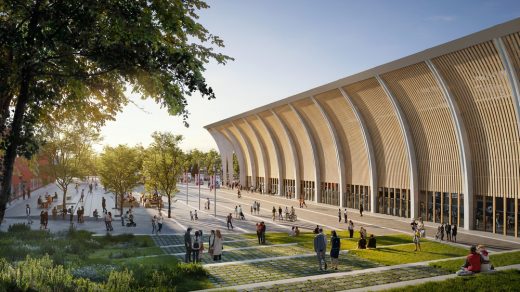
[104,269,134,291]
[7,223,31,233]
[176,263,208,278]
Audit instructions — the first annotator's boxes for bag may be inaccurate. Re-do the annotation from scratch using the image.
[193,241,200,249]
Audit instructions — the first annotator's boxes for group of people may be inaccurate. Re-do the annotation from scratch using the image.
[458,245,494,276]
[234,205,245,220]
[313,228,341,271]
[288,226,300,237]
[190,210,199,221]
[410,218,426,251]
[255,222,267,244]
[184,228,224,263]
[151,213,164,234]
[250,201,261,214]
[271,205,296,221]
[435,222,458,242]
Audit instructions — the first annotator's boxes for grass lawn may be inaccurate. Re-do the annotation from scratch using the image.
[246,232,466,265]
[245,231,414,251]
[349,241,468,265]
[385,269,520,291]
[0,224,212,291]
[430,251,520,273]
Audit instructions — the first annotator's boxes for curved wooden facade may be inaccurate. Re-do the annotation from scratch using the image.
[206,19,520,237]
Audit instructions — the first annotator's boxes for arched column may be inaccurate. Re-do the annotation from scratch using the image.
[376,75,419,218]
[256,114,284,196]
[339,88,378,212]
[230,122,257,188]
[221,128,247,185]
[272,110,300,199]
[494,37,520,236]
[243,118,270,194]
[312,96,346,207]
[426,60,474,230]
[289,103,320,203]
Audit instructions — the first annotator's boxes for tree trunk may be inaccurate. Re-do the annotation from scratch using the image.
[0,0,42,225]
[168,194,171,218]
[120,193,123,216]
[62,185,68,219]
[0,73,31,224]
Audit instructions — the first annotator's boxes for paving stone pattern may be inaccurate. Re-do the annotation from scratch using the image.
[239,265,449,292]
[207,254,381,288]
[175,244,310,264]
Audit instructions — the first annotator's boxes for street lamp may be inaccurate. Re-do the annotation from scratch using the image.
[198,162,201,210]
[213,166,217,217]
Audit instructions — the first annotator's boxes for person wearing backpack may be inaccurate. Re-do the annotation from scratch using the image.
[192,231,204,263]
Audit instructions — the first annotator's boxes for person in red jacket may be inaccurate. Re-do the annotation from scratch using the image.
[462,245,482,274]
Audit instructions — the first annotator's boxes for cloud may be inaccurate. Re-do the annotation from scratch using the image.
[426,15,456,22]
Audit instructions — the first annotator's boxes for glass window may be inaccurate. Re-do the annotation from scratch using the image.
[435,192,441,223]
[451,193,458,225]
[496,197,504,234]
[506,197,515,236]
[396,189,401,217]
[443,192,450,224]
[427,191,433,222]
[459,194,464,228]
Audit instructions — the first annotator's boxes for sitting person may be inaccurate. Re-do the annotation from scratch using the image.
[289,226,296,237]
[295,226,300,237]
[357,237,367,249]
[478,245,493,272]
[367,234,377,249]
[93,209,100,220]
[457,245,482,276]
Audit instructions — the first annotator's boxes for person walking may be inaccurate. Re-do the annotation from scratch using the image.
[208,230,215,258]
[445,223,452,241]
[359,203,364,217]
[260,221,266,244]
[344,209,348,223]
[80,192,84,203]
[152,215,157,234]
[257,202,261,213]
[207,198,210,210]
[192,231,203,263]
[330,230,341,270]
[272,206,276,221]
[234,206,238,219]
[314,228,327,271]
[338,209,342,222]
[348,220,354,238]
[157,213,163,233]
[226,213,234,230]
[278,206,283,220]
[43,211,49,230]
[194,210,198,220]
[101,197,107,213]
[25,204,32,224]
[184,228,193,263]
[190,210,194,221]
[212,230,223,261]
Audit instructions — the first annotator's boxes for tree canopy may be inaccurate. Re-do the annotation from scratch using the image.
[0,0,231,223]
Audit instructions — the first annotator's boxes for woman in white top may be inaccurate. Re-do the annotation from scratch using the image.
[212,230,224,261]
[478,244,492,272]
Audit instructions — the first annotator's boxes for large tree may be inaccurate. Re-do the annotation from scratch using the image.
[142,132,184,218]
[39,121,100,212]
[0,0,231,223]
[98,145,142,216]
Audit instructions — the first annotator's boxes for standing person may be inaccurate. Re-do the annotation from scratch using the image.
[208,230,216,258]
[257,202,260,213]
[253,202,257,214]
[278,206,283,220]
[212,230,223,261]
[256,222,262,244]
[445,223,452,241]
[239,205,245,220]
[272,206,276,221]
[184,228,193,263]
[338,209,342,222]
[330,230,341,270]
[101,197,107,213]
[104,211,110,231]
[40,210,45,230]
[152,215,157,234]
[452,224,457,242]
[25,204,32,224]
[260,221,266,244]
[439,224,445,241]
[250,205,253,214]
[157,213,164,233]
[413,229,421,251]
[359,203,364,217]
[344,209,348,223]
[43,211,49,230]
[314,228,327,271]
[234,205,238,219]
[80,192,84,203]
[207,198,210,210]
[226,213,233,230]
[348,220,354,238]
[192,231,203,263]
[194,210,198,220]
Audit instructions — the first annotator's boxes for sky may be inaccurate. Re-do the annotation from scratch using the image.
[97,0,520,152]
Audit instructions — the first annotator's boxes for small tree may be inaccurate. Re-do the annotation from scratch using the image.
[232,152,240,180]
[98,145,142,216]
[39,122,100,211]
[205,149,222,186]
[142,132,184,218]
